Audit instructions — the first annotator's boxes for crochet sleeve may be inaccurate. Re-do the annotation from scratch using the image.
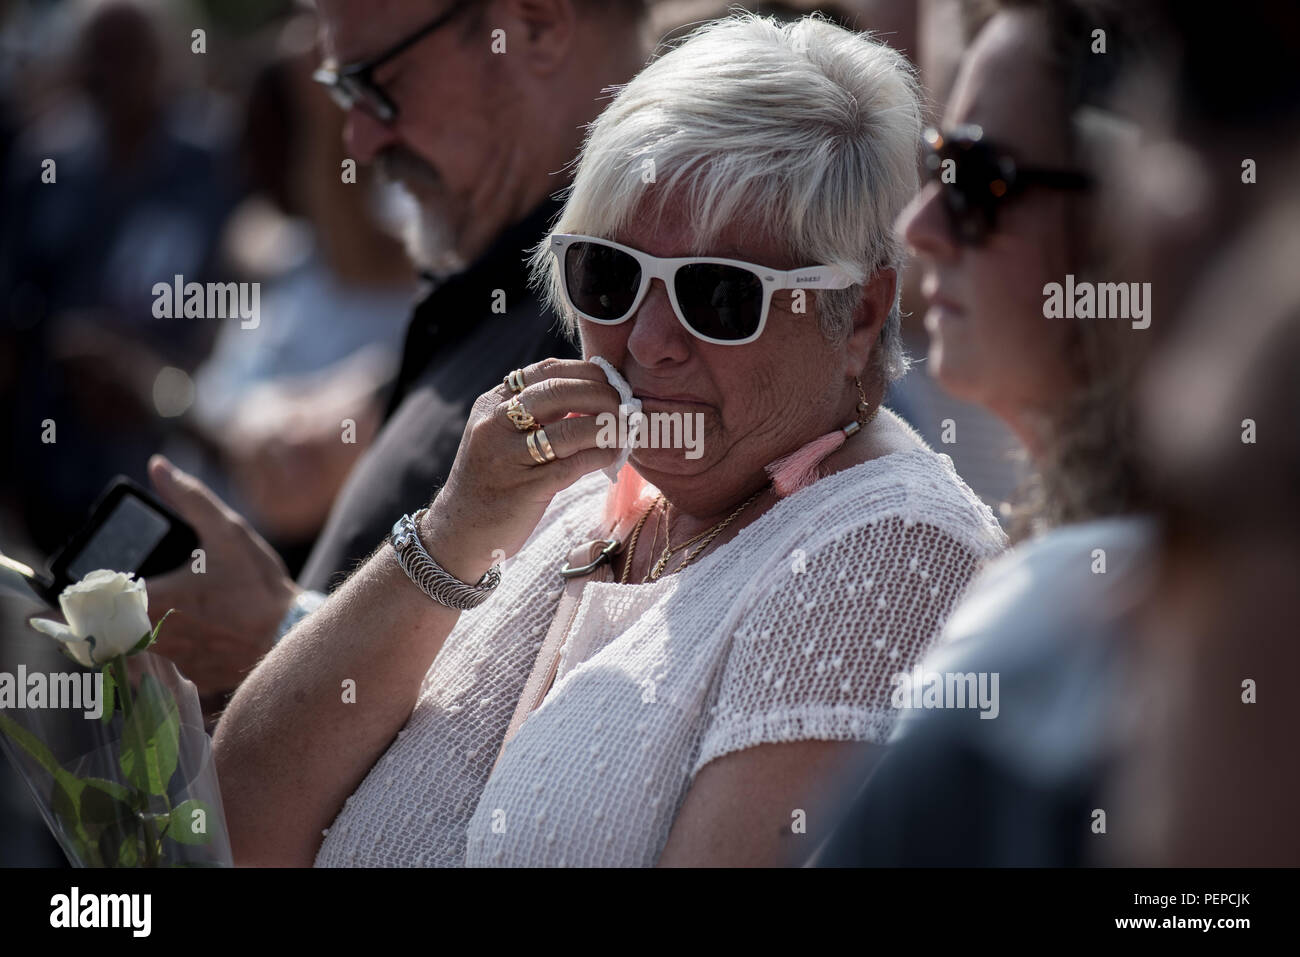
[691,515,988,776]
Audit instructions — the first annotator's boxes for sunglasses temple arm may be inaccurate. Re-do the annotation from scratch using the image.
[782,265,861,289]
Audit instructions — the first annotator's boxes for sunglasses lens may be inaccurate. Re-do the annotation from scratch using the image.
[931,140,1000,244]
[564,241,642,322]
[673,263,764,342]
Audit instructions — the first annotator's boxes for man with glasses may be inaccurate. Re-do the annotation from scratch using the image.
[142,0,650,704]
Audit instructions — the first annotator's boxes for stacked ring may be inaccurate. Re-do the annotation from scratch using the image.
[535,428,556,460]
[505,369,527,394]
[505,396,538,432]
[526,428,557,465]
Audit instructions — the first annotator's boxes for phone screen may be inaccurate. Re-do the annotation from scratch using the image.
[66,494,172,580]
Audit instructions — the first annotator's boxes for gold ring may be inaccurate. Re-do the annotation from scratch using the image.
[526,430,549,465]
[505,369,527,394]
[535,427,556,461]
[505,395,538,432]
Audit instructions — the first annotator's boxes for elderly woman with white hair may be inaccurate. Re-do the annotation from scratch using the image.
[214,13,1006,867]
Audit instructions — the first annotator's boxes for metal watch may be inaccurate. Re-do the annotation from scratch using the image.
[274,589,327,645]
[390,508,501,610]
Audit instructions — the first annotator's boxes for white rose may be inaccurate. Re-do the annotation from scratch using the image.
[29,570,153,668]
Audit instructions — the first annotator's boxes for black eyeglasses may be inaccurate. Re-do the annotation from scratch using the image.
[923,124,1092,245]
[312,0,476,123]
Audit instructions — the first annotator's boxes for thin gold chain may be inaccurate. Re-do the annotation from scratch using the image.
[658,499,724,561]
[653,497,716,580]
[647,487,766,582]
[668,487,766,576]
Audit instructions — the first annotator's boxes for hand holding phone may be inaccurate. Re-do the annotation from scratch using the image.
[140,456,300,696]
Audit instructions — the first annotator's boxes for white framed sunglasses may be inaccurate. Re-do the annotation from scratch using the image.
[550,233,858,345]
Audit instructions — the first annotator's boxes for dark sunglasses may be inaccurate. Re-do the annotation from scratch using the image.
[923,124,1092,245]
[551,234,856,345]
[312,0,475,123]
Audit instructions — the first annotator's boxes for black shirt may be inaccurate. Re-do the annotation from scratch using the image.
[298,198,576,593]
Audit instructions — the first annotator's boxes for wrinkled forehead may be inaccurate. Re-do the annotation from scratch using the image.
[945,8,1071,167]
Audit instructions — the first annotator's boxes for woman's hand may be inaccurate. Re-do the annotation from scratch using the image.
[420,358,622,583]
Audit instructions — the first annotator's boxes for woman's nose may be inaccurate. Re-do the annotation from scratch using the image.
[899,181,958,262]
[626,278,693,367]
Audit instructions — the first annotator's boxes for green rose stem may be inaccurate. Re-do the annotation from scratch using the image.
[106,656,133,721]
[107,655,162,867]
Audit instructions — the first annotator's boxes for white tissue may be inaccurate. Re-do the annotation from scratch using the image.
[590,355,644,483]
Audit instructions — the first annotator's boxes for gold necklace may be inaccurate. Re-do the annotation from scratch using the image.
[650,503,713,581]
[618,495,660,585]
[646,487,766,582]
[657,500,721,563]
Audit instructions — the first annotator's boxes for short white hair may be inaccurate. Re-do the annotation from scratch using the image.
[531,12,922,381]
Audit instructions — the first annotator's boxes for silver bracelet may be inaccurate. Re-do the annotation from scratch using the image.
[390,508,501,610]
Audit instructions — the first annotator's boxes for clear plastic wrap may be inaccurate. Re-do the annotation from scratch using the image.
[0,650,232,867]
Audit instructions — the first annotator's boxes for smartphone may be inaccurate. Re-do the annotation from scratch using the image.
[39,476,199,603]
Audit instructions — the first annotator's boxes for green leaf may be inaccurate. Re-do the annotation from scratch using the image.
[0,712,66,779]
[118,673,180,796]
[99,668,117,725]
[130,609,175,656]
[50,774,85,836]
[0,713,104,863]
[115,834,140,867]
[165,799,216,845]
[81,775,133,804]
[50,776,106,868]
[78,780,137,841]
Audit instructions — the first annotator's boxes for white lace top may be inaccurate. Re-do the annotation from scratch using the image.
[314,448,1006,867]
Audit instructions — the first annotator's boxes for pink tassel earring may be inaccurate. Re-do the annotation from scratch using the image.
[765,377,881,497]
[602,463,656,533]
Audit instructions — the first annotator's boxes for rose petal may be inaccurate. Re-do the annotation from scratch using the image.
[29,618,97,668]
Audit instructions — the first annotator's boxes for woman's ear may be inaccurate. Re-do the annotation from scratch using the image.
[845,267,897,374]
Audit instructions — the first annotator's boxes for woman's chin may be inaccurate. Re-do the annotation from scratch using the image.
[927,341,985,405]
[628,449,711,479]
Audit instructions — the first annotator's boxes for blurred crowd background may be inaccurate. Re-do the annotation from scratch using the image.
[1,0,1296,868]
